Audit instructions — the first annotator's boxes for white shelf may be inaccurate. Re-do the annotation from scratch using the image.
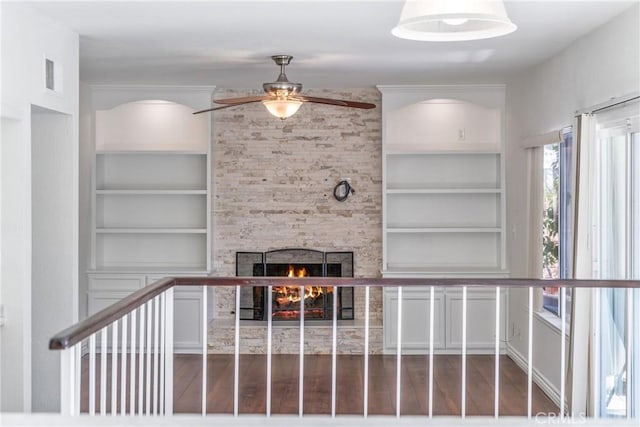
[385,147,500,155]
[96,228,207,234]
[383,265,510,278]
[386,153,501,190]
[386,187,501,194]
[96,152,207,191]
[96,193,206,229]
[386,227,501,233]
[95,233,207,270]
[88,267,210,274]
[97,189,207,195]
[96,150,207,155]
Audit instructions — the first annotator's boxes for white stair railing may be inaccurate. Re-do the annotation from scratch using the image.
[50,278,175,416]
[51,276,640,424]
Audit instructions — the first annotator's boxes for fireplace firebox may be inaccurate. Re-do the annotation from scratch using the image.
[236,249,354,321]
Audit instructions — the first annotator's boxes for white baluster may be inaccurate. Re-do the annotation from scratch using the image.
[528,287,533,419]
[111,319,118,415]
[129,308,137,415]
[299,285,305,417]
[396,286,403,418]
[202,286,208,416]
[234,285,240,417]
[89,334,96,415]
[429,286,435,418]
[121,315,128,416]
[100,327,107,416]
[146,301,152,415]
[461,286,467,419]
[74,342,82,413]
[164,288,174,415]
[153,296,160,415]
[60,347,78,416]
[560,287,567,420]
[266,285,273,417]
[363,285,370,418]
[626,288,632,419]
[593,288,601,419]
[159,293,166,415]
[494,286,501,418]
[138,305,145,416]
[331,285,338,418]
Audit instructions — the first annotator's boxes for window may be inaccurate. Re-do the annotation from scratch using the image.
[595,115,639,417]
[541,128,573,316]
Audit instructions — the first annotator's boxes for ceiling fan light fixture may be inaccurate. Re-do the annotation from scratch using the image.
[262,99,303,120]
[392,0,517,42]
[193,55,376,116]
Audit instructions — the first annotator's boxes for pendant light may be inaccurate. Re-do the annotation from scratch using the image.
[392,0,517,42]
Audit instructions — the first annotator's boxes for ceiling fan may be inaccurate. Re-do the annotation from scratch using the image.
[193,55,376,119]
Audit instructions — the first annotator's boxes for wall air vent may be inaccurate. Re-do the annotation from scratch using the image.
[45,58,55,90]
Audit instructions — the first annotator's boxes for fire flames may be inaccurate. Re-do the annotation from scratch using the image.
[274,265,325,305]
[272,265,331,319]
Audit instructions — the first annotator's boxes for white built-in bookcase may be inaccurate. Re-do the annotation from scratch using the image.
[93,151,208,271]
[378,85,508,278]
[88,86,214,352]
[91,93,212,272]
[377,85,508,354]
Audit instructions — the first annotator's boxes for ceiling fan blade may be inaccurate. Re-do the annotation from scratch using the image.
[212,96,270,105]
[192,101,260,115]
[294,96,376,109]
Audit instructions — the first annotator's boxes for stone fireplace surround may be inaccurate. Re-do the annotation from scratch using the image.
[208,246,383,355]
[236,249,355,321]
[208,88,383,354]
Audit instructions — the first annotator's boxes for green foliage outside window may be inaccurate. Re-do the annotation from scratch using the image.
[543,144,559,280]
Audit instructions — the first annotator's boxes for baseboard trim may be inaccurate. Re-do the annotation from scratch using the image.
[506,343,562,408]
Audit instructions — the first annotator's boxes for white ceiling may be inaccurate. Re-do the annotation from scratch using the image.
[26,0,637,89]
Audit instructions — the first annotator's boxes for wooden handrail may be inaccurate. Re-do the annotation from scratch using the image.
[50,276,640,350]
[175,276,640,288]
[49,277,176,350]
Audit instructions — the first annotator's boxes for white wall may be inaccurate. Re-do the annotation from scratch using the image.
[505,3,639,403]
[31,107,75,412]
[78,83,93,322]
[0,2,78,412]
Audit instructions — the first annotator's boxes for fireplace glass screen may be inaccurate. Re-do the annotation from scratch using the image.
[236,249,354,321]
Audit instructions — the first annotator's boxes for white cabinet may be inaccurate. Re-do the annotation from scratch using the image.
[445,289,506,350]
[383,287,445,350]
[87,273,208,353]
[378,85,508,353]
[383,287,506,354]
[87,86,214,353]
[146,275,206,353]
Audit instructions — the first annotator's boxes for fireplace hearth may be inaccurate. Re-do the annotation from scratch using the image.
[236,249,354,321]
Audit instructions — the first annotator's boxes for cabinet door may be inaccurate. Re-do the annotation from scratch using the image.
[383,288,444,352]
[88,291,136,316]
[446,290,506,350]
[146,276,204,353]
[88,274,144,292]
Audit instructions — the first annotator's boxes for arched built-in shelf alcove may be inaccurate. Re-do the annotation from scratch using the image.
[87,86,214,352]
[377,85,508,354]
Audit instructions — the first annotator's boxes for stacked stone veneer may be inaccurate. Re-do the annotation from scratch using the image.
[210,88,383,354]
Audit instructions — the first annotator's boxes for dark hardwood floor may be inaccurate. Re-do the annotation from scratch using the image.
[81,353,557,416]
